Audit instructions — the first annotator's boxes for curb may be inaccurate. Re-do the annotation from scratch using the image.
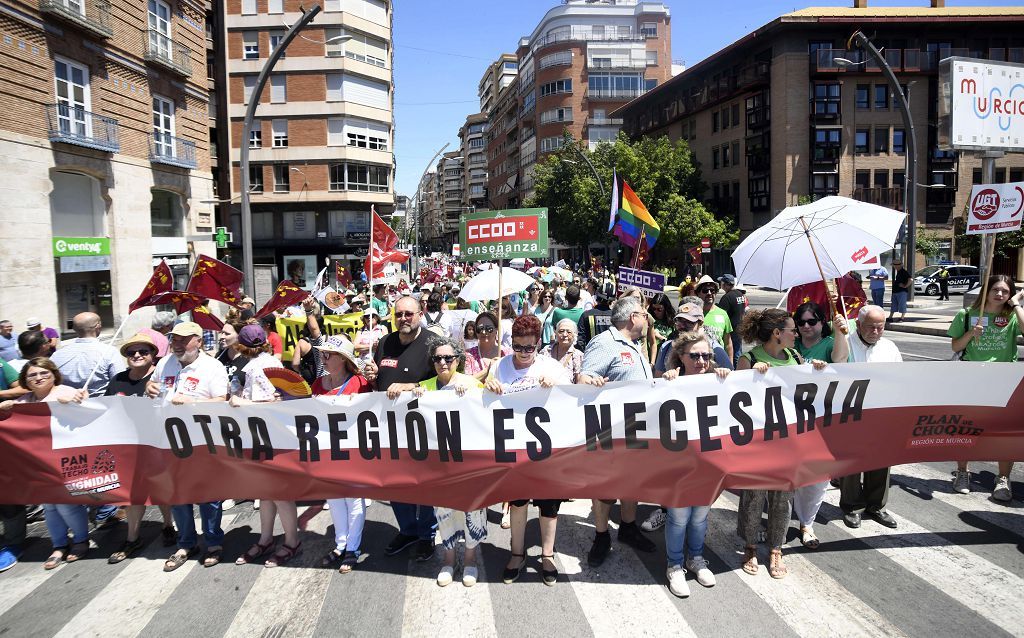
[882,322,949,338]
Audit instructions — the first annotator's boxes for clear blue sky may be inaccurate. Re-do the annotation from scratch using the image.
[392,0,1018,198]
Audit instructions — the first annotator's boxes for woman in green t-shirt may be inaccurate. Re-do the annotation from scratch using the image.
[948,274,1024,501]
[736,309,827,579]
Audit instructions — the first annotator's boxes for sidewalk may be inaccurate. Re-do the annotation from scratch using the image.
[882,304,953,338]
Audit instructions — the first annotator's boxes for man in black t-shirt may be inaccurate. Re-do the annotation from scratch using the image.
[363,295,436,561]
[716,275,747,366]
[888,259,910,322]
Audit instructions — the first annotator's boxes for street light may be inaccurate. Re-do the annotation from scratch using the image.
[845,30,918,300]
[411,144,450,275]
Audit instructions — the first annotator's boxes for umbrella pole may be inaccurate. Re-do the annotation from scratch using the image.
[497,260,504,345]
[835,278,851,322]
[798,216,847,334]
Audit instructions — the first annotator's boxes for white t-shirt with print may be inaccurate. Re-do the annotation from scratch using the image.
[492,353,570,395]
[153,352,229,400]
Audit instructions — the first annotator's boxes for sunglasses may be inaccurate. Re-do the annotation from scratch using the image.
[475,325,495,334]
[395,311,418,319]
[431,354,457,364]
[687,352,712,361]
[795,318,819,327]
[125,348,154,357]
[698,286,718,294]
[511,344,537,353]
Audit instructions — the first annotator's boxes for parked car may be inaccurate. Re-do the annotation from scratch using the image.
[914,264,979,296]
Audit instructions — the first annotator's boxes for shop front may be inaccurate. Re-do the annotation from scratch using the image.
[53,236,113,331]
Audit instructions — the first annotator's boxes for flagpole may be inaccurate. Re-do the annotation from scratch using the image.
[367,204,375,363]
[82,310,132,392]
[496,260,504,345]
[632,226,647,270]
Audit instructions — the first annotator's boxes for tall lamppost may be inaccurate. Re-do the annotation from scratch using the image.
[842,31,917,300]
[411,143,450,275]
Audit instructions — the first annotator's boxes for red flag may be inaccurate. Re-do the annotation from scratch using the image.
[687,246,703,265]
[191,304,224,331]
[786,275,867,319]
[143,291,206,315]
[186,255,245,308]
[364,208,409,279]
[129,261,174,313]
[336,263,353,290]
[254,280,309,318]
[632,241,651,268]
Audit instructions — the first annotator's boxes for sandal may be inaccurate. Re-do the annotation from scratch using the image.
[44,548,67,570]
[163,547,198,572]
[109,537,145,564]
[320,548,343,569]
[502,553,526,584]
[541,554,558,587]
[264,542,301,568]
[338,551,358,574]
[66,541,89,563]
[236,540,275,565]
[769,548,788,579]
[800,527,820,550]
[202,546,223,568]
[742,546,759,575]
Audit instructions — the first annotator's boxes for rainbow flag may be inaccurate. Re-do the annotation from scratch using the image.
[612,180,659,249]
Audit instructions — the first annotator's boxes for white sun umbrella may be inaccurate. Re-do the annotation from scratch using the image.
[459,266,536,343]
[545,266,573,281]
[732,196,905,317]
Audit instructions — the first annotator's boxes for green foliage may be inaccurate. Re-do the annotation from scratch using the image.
[915,228,944,259]
[526,132,736,264]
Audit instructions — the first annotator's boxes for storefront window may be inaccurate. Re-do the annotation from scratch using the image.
[150,189,183,237]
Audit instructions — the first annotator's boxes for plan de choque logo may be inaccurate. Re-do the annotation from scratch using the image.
[908,414,983,449]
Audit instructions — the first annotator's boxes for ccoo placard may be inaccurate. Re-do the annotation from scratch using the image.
[458,208,549,262]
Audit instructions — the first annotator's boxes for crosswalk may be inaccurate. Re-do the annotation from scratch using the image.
[0,461,1020,638]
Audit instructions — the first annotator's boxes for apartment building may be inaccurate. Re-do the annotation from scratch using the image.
[616,2,1024,272]
[218,0,393,290]
[459,112,488,213]
[0,0,214,330]
[484,0,672,212]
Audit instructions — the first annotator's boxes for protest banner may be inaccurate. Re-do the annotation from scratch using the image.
[1,363,1021,510]
[274,316,307,360]
[966,182,1024,234]
[322,313,365,341]
[617,266,666,298]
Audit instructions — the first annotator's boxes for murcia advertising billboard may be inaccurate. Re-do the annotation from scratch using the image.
[939,57,1024,152]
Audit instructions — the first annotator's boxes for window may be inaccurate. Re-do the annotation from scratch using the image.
[539,79,572,97]
[332,30,388,67]
[893,128,905,154]
[329,163,389,192]
[722,144,730,167]
[330,164,345,190]
[855,84,869,109]
[270,75,286,103]
[874,127,889,153]
[252,212,273,240]
[539,107,572,124]
[283,211,314,239]
[50,171,104,236]
[721,108,730,130]
[855,129,868,154]
[813,82,840,115]
[150,189,182,238]
[873,170,889,189]
[641,22,657,38]
[273,164,290,192]
[855,170,870,190]
[540,136,564,152]
[243,76,256,103]
[732,141,740,166]
[712,111,719,132]
[249,164,263,192]
[241,0,255,14]
[731,104,740,127]
[147,0,171,58]
[893,171,905,189]
[712,147,720,169]
[813,128,840,161]
[874,84,889,110]
[808,40,833,54]
[243,31,259,60]
[646,50,657,66]
[249,127,261,149]
[269,31,285,57]
[54,57,91,137]
[811,172,839,195]
[469,137,485,148]
[326,74,388,108]
[152,94,175,158]
[267,0,282,13]
[272,119,287,148]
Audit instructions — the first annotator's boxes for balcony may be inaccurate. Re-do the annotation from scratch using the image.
[587,59,646,71]
[149,133,197,169]
[586,88,646,100]
[39,0,112,38]
[143,30,193,77]
[746,106,770,130]
[853,187,903,211]
[45,103,119,152]
[587,116,623,127]
[532,31,645,52]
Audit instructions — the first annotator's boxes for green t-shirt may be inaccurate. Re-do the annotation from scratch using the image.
[703,306,733,346]
[741,344,799,368]
[371,297,389,318]
[0,359,17,390]
[948,308,1019,362]
[552,307,584,327]
[797,335,835,363]
[419,372,483,392]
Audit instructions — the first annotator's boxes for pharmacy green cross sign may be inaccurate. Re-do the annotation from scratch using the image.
[213,226,232,249]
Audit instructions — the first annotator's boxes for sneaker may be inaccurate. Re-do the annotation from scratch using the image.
[992,476,1013,502]
[587,531,611,567]
[500,508,511,529]
[221,499,236,511]
[384,533,418,556]
[322,501,330,511]
[618,522,656,553]
[686,555,716,587]
[952,470,970,494]
[436,565,454,587]
[253,499,261,511]
[415,539,435,562]
[0,546,22,573]
[666,564,690,598]
[640,508,667,532]
[462,565,478,587]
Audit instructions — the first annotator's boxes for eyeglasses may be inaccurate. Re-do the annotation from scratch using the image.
[431,354,457,364]
[125,349,154,357]
[687,352,713,361]
[395,311,418,319]
[511,343,537,353]
[475,326,495,334]
[25,371,53,379]
[795,318,819,327]
[698,287,719,294]
[675,319,697,330]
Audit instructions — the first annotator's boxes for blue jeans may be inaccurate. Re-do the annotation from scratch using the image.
[171,502,224,550]
[871,287,885,308]
[730,332,742,368]
[44,504,89,548]
[664,506,710,566]
[391,502,437,540]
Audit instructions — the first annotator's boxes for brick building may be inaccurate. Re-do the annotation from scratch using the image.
[615,2,1024,273]
[0,0,215,331]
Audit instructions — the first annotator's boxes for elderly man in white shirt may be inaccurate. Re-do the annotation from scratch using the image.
[840,305,902,530]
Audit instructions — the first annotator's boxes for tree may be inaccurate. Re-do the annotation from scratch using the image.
[915,228,945,261]
[526,132,735,265]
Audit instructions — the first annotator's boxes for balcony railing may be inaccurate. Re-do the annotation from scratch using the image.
[149,133,197,169]
[853,186,903,210]
[39,0,112,38]
[587,116,623,127]
[586,88,646,100]
[143,30,193,77]
[45,103,120,152]
[532,31,645,51]
[587,59,646,70]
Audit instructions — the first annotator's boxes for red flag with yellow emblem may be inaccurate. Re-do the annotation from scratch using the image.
[786,275,866,319]
[254,280,308,318]
[186,255,245,308]
[191,303,225,331]
[128,260,174,313]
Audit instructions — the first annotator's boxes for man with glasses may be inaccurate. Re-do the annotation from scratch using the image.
[888,260,910,322]
[840,305,901,529]
[693,276,734,362]
[653,303,731,377]
[363,296,438,561]
[577,296,658,565]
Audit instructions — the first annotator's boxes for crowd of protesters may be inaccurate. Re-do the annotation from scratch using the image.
[0,263,1020,598]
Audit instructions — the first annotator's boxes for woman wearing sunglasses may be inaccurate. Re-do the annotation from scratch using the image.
[413,335,487,587]
[735,309,827,579]
[791,302,849,550]
[484,314,570,586]
[464,312,511,381]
